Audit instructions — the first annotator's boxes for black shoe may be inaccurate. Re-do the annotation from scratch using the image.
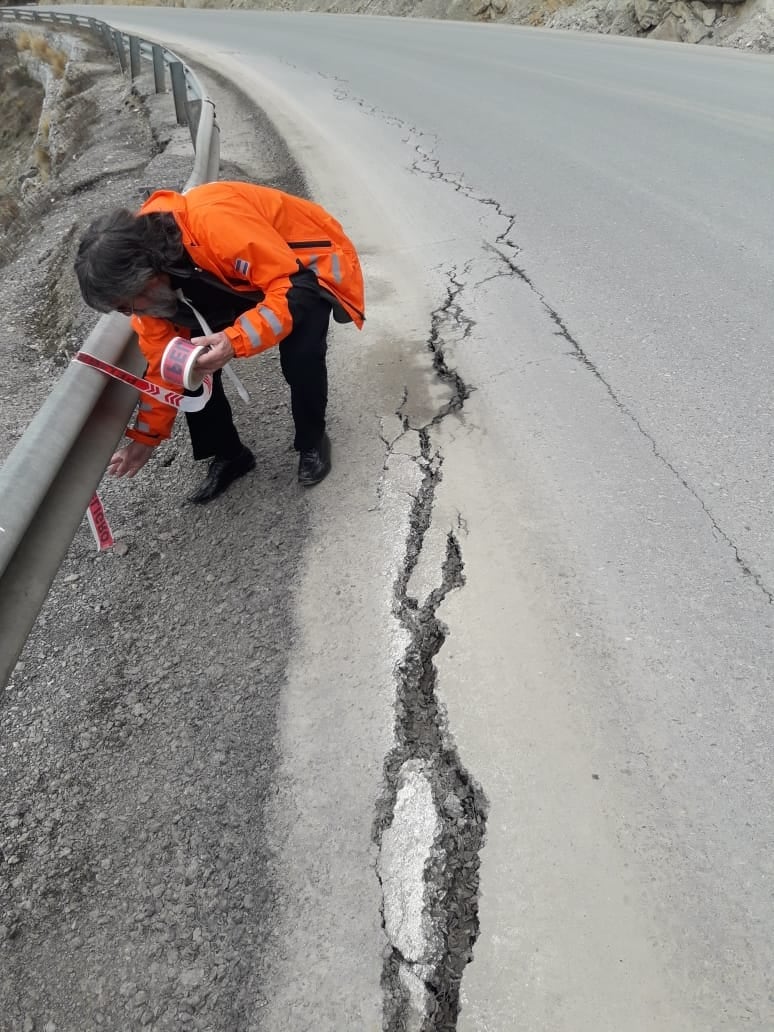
[188,446,255,504]
[298,433,331,487]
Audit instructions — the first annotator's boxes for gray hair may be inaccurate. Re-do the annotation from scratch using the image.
[74,209,186,312]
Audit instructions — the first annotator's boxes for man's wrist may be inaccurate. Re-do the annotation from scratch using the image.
[125,427,161,448]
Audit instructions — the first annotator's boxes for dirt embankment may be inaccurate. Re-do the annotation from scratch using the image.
[0,37,45,230]
[0,22,188,375]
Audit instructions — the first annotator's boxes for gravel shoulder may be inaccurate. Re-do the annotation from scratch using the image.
[0,30,322,1032]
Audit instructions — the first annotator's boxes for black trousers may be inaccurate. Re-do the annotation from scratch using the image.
[185,294,331,460]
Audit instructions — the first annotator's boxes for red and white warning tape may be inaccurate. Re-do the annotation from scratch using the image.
[73,346,213,413]
[86,493,114,551]
[73,339,214,550]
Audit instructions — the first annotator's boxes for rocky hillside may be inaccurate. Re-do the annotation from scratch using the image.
[540,0,773,49]
[0,36,44,231]
[0,22,172,362]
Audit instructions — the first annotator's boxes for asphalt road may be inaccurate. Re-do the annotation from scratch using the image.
[64,9,774,1029]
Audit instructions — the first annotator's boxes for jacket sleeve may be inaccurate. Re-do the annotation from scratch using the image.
[193,204,302,358]
[124,316,188,447]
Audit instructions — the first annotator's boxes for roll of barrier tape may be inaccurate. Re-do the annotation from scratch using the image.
[160,336,207,391]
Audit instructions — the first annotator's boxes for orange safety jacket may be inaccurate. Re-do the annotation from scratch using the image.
[125,181,365,447]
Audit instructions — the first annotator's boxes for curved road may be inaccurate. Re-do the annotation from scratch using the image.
[67,9,774,1030]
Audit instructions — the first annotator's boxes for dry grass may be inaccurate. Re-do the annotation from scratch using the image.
[0,194,20,231]
[526,0,574,22]
[15,30,68,78]
[33,143,50,178]
[33,112,51,179]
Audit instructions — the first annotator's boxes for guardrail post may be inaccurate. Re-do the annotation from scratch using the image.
[129,36,141,80]
[152,44,166,93]
[206,116,221,185]
[113,30,127,75]
[99,21,112,53]
[186,98,202,148]
[169,61,188,125]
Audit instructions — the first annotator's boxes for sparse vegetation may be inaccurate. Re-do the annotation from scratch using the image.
[0,193,19,231]
[33,112,51,178]
[15,29,68,78]
[526,0,573,25]
[0,36,44,194]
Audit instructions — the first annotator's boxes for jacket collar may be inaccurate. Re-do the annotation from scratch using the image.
[138,190,197,248]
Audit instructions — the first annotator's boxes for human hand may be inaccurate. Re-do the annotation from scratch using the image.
[192,332,235,373]
[107,441,154,477]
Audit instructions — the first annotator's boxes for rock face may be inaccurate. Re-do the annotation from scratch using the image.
[633,0,670,29]
[0,35,44,230]
[470,0,508,19]
[541,0,772,50]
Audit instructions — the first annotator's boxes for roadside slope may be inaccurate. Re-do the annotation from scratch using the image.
[0,30,353,1032]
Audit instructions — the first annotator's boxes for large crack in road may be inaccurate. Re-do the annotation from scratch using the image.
[328,65,768,1029]
[373,272,487,1031]
[399,94,774,605]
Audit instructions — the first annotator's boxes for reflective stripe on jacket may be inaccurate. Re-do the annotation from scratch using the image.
[125,181,364,447]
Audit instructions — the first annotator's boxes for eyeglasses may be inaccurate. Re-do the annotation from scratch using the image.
[114,281,158,316]
[114,281,153,316]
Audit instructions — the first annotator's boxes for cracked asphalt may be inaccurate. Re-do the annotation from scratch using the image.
[20,8,774,1030]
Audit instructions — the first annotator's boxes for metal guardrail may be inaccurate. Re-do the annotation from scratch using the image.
[0,7,221,688]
